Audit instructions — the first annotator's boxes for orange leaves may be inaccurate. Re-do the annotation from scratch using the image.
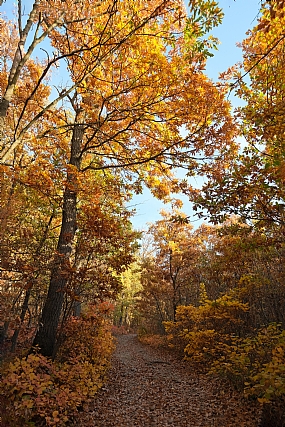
[193,3,285,228]
[1,0,235,214]
[46,0,234,183]
[0,304,114,426]
[197,2,285,224]
[0,0,234,178]
[256,0,285,33]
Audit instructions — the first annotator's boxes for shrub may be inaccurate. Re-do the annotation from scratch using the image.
[0,304,114,426]
[163,292,285,424]
[244,328,285,402]
[211,323,284,390]
[164,293,249,368]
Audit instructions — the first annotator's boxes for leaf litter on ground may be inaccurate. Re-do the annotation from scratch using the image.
[75,334,261,427]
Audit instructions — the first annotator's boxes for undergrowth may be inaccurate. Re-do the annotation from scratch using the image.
[0,304,114,426]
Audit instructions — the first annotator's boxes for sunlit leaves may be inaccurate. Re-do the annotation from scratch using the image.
[186,0,223,58]
[0,306,114,426]
[193,0,285,228]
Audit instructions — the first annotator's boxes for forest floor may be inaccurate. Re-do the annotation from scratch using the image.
[76,334,262,427]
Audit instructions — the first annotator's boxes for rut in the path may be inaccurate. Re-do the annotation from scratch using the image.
[79,334,261,427]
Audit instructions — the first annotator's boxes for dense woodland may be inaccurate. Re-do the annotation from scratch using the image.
[1,0,285,425]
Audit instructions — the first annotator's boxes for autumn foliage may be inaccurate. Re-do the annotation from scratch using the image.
[2,0,285,425]
[0,304,114,426]
[135,213,285,426]
[164,296,285,419]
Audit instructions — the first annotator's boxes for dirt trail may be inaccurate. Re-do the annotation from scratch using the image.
[79,334,261,427]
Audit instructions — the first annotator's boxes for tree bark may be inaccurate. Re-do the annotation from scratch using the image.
[32,111,84,357]
[10,211,55,352]
[10,288,31,352]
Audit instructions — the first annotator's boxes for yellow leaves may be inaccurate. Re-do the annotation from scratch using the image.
[164,290,254,375]
[22,396,34,409]
[168,240,180,253]
[0,305,114,426]
[273,346,284,358]
[146,176,172,200]
[183,329,217,363]
[257,397,270,404]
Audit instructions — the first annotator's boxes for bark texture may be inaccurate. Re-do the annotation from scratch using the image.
[32,114,84,357]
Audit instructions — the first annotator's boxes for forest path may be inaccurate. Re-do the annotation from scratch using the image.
[79,334,261,427]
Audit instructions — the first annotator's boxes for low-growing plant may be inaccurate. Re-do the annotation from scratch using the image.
[164,292,249,366]
[244,328,285,402]
[166,299,285,422]
[210,323,284,390]
[0,304,114,426]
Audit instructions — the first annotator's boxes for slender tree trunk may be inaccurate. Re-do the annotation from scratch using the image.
[10,288,31,352]
[32,111,84,357]
[73,300,82,317]
[119,304,124,326]
[11,211,55,352]
[0,320,9,346]
[0,1,40,144]
[151,291,166,333]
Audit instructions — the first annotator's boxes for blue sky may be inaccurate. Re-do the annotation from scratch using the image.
[130,0,261,230]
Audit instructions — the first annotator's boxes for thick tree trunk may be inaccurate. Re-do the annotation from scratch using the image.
[32,113,84,357]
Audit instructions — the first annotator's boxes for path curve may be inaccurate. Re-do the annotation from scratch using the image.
[79,334,261,427]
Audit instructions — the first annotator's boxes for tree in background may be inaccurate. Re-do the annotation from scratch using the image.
[113,261,142,331]
[197,218,285,328]
[138,210,206,332]
[137,212,285,334]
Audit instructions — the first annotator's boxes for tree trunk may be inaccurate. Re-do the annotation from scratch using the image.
[10,288,31,352]
[32,112,84,357]
[11,211,55,352]
[0,320,9,346]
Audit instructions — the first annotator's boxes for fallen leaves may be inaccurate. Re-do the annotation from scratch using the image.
[75,334,261,427]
